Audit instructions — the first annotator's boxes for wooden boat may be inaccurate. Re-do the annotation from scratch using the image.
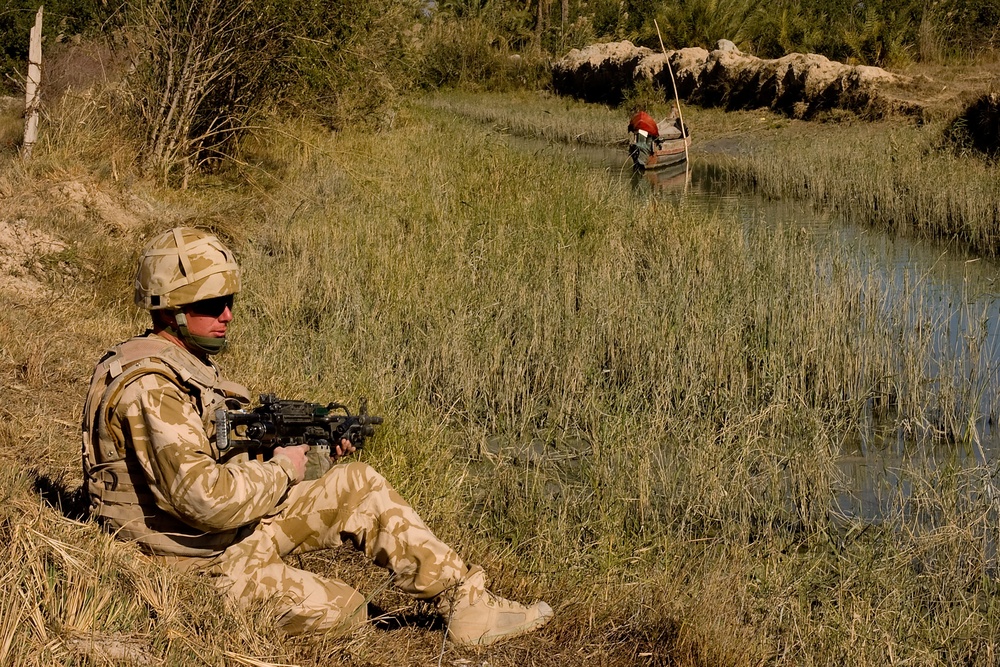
[629,132,690,172]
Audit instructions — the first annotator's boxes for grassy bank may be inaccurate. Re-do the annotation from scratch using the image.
[427,89,1000,257]
[2,92,1000,665]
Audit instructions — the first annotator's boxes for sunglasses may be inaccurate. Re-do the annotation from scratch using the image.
[187,295,235,317]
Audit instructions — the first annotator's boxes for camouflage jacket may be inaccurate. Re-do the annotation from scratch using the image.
[82,332,300,557]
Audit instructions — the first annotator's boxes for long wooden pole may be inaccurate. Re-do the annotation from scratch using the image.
[22,5,43,160]
[653,19,688,166]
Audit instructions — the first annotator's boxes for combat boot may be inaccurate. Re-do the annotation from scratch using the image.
[438,566,553,646]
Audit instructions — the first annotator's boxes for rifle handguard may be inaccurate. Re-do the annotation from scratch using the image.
[214,394,383,454]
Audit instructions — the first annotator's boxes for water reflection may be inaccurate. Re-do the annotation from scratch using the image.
[699,167,1000,524]
[630,161,690,193]
[834,426,988,522]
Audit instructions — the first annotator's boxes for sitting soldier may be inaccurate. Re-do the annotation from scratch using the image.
[81,226,553,644]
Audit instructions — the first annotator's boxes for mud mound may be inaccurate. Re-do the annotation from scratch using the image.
[0,219,68,297]
[46,180,144,234]
[944,93,1000,158]
[0,179,150,300]
[552,41,920,119]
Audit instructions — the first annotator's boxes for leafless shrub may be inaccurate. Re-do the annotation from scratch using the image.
[125,0,282,185]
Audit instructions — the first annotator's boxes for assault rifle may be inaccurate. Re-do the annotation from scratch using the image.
[215,393,383,458]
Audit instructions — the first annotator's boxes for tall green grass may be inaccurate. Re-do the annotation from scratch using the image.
[712,121,1000,256]
[428,91,1000,258]
[227,102,1000,662]
[3,91,1000,664]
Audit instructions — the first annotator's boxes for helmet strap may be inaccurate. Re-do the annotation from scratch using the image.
[172,311,228,356]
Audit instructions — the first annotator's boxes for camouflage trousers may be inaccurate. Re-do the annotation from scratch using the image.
[161,461,468,635]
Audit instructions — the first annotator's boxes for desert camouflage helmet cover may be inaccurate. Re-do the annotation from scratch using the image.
[135,227,241,310]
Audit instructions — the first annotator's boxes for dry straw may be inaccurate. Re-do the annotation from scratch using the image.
[3,88,1000,665]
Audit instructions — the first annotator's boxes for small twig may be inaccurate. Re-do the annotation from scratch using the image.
[436,583,459,667]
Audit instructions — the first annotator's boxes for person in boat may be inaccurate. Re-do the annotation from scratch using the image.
[628,109,660,141]
[628,108,662,168]
[628,105,689,169]
[659,104,687,141]
[81,226,554,645]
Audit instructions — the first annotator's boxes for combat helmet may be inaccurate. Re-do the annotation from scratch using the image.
[135,227,240,310]
[135,227,240,354]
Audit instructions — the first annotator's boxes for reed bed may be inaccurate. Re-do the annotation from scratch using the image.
[2,93,1000,665]
[714,123,1000,257]
[420,90,632,146]
[426,90,1000,257]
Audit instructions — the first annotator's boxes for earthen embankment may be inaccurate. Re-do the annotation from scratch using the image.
[552,41,922,119]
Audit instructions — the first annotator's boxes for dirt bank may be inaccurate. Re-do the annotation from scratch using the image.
[552,41,931,120]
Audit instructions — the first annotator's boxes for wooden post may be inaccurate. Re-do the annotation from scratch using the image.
[22,6,43,160]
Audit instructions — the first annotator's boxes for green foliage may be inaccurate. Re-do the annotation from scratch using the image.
[116,0,556,181]
[838,0,919,66]
[589,0,627,39]
[122,0,429,181]
[922,0,1000,59]
[741,0,828,58]
[279,0,423,129]
[0,0,115,95]
[643,0,754,51]
[419,18,510,88]
[575,0,1000,64]
[0,100,21,153]
[125,0,287,181]
[418,17,549,90]
[635,0,1000,64]
[614,0,923,65]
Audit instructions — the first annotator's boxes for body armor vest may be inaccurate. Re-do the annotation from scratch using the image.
[82,333,251,557]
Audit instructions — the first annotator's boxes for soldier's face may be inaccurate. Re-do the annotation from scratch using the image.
[183,295,234,339]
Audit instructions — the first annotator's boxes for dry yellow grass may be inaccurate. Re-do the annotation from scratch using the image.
[2,86,1000,666]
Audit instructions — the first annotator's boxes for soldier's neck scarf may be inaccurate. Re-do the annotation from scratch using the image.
[169,312,228,356]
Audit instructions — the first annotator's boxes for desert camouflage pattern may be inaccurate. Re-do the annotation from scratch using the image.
[84,332,470,632]
[134,227,241,310]
[172,463,471,634]
[83,333,294,556]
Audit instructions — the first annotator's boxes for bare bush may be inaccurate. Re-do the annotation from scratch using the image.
[125,0,282,184]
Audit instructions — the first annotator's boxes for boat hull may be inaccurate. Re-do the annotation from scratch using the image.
[630,135,690,171]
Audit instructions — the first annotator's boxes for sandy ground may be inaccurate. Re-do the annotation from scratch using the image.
[0,218,67,297]
[0,173,151,302]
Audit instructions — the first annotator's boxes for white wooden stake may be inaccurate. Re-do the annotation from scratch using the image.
[22,6,43,160]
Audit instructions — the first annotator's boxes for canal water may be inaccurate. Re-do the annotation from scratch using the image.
[513,136,1000,524]
[653,162,1000,524]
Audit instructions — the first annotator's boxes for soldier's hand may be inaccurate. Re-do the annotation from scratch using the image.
[273,443,309,483]
[332,438,356,460]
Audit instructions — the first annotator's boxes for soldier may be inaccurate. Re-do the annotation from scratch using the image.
[82,227,553,645]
